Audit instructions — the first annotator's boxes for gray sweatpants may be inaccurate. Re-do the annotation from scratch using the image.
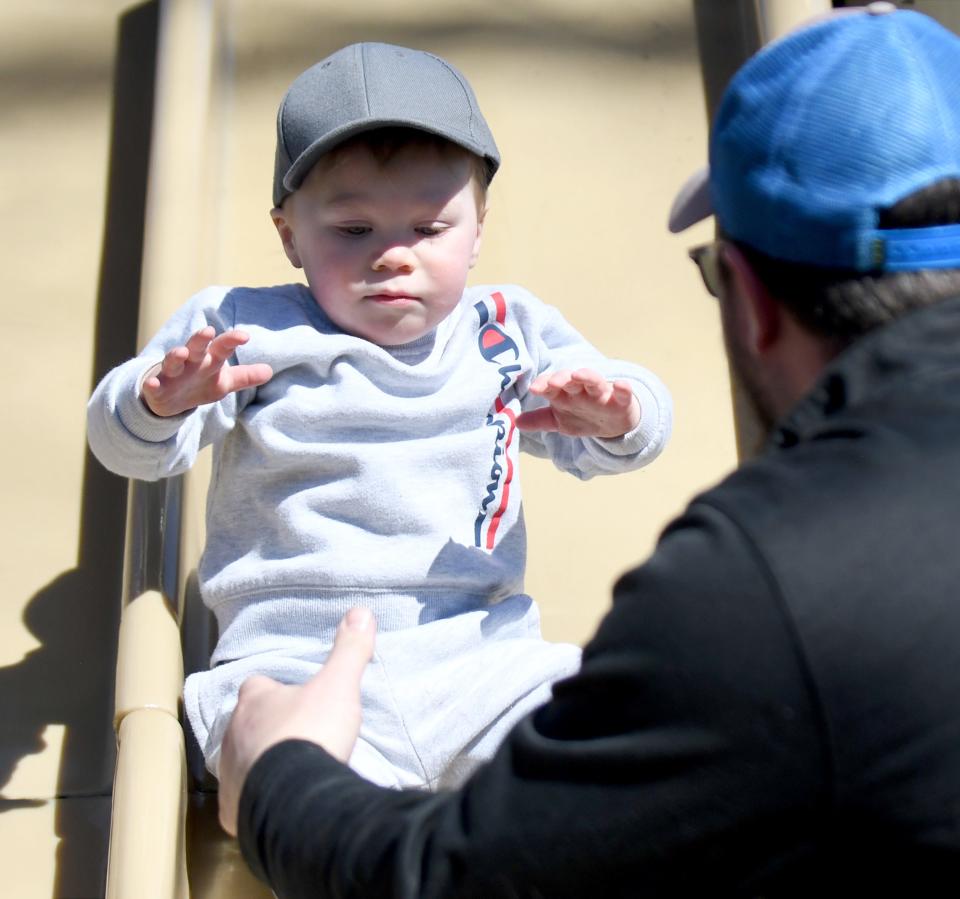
[186,593,581,789]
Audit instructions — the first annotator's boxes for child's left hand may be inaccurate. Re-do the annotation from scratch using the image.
[515,369,641,438]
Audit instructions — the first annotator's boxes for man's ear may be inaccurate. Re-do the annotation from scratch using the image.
[469,206,486,269]
[720,242,782,354]
[270,206,302,268]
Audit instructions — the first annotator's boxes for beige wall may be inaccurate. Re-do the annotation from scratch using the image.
[0,0,735,894]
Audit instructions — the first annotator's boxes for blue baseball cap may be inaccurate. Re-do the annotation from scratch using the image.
[669,3,960,272]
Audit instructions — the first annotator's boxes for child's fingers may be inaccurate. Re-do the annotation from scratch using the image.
[206,330,250,365]
[535,370,611,398]
[611,381,635,406]
[158,329,249,380]
[561,380,586,396]
[528,379,559,400]
[537,371,576,398]
[225,363,274,392]
[577,380,606,399]
[159,345,190,378]
[515,406,560,432]
[141,374,179,416]
[570,369,609,397]
[184,326,217,362]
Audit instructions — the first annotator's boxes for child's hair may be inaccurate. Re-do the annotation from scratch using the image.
[308,127,493,210]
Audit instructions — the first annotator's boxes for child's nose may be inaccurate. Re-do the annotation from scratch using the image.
[372,244,415,273]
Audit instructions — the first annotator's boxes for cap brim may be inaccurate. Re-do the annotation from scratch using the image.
[668,165,713,233]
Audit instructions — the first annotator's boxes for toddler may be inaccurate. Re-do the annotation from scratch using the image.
[88,42,672,789]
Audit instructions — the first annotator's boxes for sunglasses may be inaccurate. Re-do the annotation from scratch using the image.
[687,240,725,299]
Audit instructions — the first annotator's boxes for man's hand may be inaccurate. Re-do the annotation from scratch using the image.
[142,326,273,417]
[515,369,640,438]
[217,607,376,837]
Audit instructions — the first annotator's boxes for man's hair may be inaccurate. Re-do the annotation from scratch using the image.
[736,178,960,345]
[315,126,493,208]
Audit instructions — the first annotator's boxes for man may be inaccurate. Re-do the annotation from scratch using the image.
[217,4,960,895]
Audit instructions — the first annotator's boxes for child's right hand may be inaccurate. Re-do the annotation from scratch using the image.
[141,326,273,417]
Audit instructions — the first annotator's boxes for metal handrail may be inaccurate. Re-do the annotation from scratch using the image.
[121,477,184,610]
[105,1,217,896]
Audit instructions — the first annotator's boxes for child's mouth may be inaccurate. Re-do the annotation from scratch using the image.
[366,293,419,305]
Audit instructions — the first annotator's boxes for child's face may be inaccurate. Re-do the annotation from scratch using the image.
[272,142,485,346]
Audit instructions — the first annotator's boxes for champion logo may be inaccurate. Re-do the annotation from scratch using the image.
[472,292,522,551]
[481,326,510,354]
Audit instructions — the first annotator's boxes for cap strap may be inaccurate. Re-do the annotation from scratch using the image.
[865,223,960,271]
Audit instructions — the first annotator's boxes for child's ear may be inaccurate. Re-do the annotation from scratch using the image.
[270,206,302,268]
[469,206,486,269]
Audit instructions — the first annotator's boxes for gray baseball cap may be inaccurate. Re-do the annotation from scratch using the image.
[273,42,501,207]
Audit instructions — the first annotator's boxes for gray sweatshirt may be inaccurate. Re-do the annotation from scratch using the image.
[87,281,672,770]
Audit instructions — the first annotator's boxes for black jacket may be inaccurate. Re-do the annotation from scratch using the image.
[238,297,960,897]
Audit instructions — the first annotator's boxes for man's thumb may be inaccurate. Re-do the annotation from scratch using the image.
[310,607,376,688]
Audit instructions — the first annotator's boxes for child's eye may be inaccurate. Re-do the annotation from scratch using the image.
[336,225,371,237]
[416,224,445,237]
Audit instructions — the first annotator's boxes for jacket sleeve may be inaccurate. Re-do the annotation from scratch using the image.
[516,295,672,479]
[86,286,251,481]
[237,501,826,898]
